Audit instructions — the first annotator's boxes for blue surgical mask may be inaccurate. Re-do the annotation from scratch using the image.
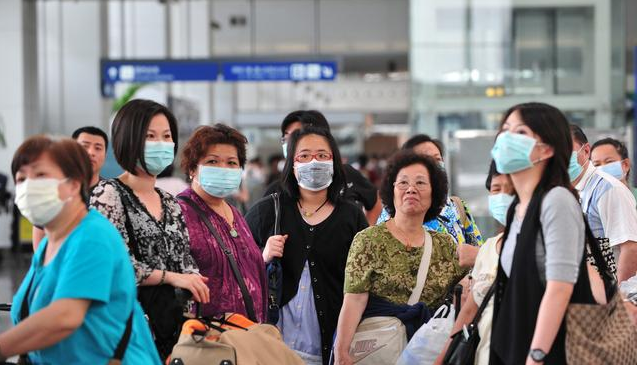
[598,161,625,180]
[143,141,175,175]
[282,142,288,159]
[488,193,514,226]
[439,161,446,170]
[197,165,242,198]
[568,146,585,182]
[491,132,539,174]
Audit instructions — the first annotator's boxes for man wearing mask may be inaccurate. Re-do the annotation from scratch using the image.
[32,126,108,250]
[570,124,637,282]
[264,110,382,225]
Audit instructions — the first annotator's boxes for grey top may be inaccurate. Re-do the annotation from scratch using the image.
[501,187,584,283]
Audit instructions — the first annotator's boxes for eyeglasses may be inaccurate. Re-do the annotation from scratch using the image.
[394,179,430,191]
[294,152,333,163]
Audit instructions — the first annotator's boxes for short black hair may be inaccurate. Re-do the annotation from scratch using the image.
[591,137,629,160]
[281,110,330,136]
[401,134,445,156]
[379,150,448,222]
[570,124,588,145]
[485,160,500,191]
[280,126,345,204]
[72,126,109,150]
[111,99,179,175]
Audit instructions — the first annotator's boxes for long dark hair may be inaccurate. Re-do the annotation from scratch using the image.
[280,126,345,203]
[499,102,577,198]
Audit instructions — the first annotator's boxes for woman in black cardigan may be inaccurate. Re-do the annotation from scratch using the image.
[246,126,368,365]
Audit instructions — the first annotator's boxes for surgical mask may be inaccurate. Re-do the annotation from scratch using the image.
[15,178,69,226]
[142,141,175,175]
[196,165,242,198]
[282,142,288,159]
[598,161,625,180]
[568,145,586,182]
[488,193,514,226]
[439,161,446,170]
[491,132,540,174]
[295,160,334,191]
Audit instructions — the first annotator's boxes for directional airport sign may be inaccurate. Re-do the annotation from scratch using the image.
[221,61,337,81]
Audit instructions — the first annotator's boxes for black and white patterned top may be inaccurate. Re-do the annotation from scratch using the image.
[90,178,199,284]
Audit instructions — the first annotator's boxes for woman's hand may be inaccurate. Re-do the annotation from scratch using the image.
[263,234,288,263]
[165,272,210,303]
[334,349,354,365]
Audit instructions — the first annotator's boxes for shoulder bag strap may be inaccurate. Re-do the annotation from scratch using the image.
[17,274,35,363]
[470,282,496,326]
[272,192,281,236]
[408,231,434,305]
[450,196,468,227]
[177,196,258,322]
[111,311,134,362]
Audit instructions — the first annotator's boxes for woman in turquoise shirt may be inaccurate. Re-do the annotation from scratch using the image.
[0,136,160,364]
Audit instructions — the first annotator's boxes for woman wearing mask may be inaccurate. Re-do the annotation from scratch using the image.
[334,151,466,365]
[177,124,267,321]
[434,162,514,365]
[90,99,209,358]
[489,102,600,364]
[246,127,368,365]
[0,136,160,364]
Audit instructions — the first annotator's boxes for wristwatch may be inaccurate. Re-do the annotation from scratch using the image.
[529,349,547,362]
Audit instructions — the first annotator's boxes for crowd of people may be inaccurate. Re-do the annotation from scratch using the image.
[0,99,636,364]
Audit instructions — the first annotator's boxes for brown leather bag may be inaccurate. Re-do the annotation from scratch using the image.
[169,313,304,365]
[565,218,637,364]
[566,292,637,364]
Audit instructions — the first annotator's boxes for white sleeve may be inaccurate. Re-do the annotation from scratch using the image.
[597,185,637,246]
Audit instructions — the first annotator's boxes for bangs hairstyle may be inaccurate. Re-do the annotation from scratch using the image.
[181,124,248,181]
[280,126,345,203]
[11,136,92,202]
[111,99,179,175]
[499,102,576,197]
[380,151,448,222]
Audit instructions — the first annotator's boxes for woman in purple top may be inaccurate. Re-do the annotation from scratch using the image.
[177,124,267,322]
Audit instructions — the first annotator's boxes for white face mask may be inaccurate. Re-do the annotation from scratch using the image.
[14,178,69,227]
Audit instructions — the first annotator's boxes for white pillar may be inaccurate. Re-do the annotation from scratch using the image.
[0,0,37,248]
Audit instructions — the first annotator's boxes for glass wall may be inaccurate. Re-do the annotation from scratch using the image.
[410,0,626,137]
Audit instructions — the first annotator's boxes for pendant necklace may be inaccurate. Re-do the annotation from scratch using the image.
[298,198,329,218]
[220,203,238,238]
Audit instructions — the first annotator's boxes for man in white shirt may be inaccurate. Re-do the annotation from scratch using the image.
[570,124,637,282]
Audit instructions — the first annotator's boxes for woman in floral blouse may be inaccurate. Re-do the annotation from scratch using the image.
[377,134,483,266]
[334,151,466,365]
[90,99,209,358]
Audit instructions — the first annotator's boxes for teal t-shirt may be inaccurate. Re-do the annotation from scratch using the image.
[10,209,161,364]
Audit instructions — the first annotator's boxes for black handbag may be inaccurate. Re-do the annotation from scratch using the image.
[443,283,496,365]
[266,193,283,324]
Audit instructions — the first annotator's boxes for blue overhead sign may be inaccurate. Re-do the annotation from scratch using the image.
[222,61,337,81]
[102,60,219,83]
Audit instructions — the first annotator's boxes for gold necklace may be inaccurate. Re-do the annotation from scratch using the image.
[298,198,329,218]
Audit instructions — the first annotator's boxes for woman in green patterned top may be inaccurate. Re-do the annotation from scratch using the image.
[333,151,466,365]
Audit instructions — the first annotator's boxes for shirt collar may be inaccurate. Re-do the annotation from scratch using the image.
[575,161,596,191]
